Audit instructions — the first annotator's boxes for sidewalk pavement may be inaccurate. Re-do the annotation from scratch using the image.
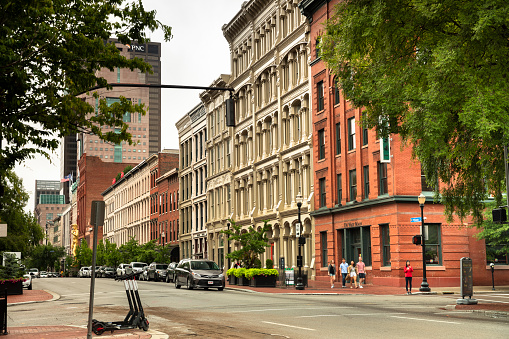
[6,283,508,338]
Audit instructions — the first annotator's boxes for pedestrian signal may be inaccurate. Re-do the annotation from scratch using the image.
[412,235,422,245]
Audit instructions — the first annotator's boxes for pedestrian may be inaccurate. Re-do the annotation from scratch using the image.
[340,258,349,288]
[328,259,336,288]
[348,260,358,288]
[404,260,413,295]
[357,257,366,288]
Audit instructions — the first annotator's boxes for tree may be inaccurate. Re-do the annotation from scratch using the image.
[0,252,22,279]
[103,239,122,268]
[0,170,44,257]
[476,198,509,259]
[26,244,66,271]
[119,236,140,263]
[75,239,93,267]
[0,0,172,180]
[321,0,509,225]
[220,219,271,269]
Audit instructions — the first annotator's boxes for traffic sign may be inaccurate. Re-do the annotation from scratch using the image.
[410,217,421,222]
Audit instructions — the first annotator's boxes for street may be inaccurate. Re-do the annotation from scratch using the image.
[10,278,509,338]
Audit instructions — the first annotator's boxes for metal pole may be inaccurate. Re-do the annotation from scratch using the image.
[419,203,430,292]
[491,264,495,291]
[504,145,509,216]
[87,223,99,338]
[296,202,304,290]
[227,223,231,269]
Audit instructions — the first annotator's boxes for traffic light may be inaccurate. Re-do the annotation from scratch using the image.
[492,208,507,224]
[225,98,235,127]
[380,137,390,163]
[412,235,422,245]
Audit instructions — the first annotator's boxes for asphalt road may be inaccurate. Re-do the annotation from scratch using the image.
[10,278,509,338]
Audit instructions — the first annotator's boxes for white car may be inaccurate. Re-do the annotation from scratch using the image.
[78,266,91,278]
[29,268,39,278]
[116,263,132,276]
[23,274,33,290]
[129,262,147,274]
[40,271,48,278]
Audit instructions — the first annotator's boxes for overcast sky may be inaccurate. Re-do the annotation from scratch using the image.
[15,0,245,212]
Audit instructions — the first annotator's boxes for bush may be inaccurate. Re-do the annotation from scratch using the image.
[244,268,279,280]
[266,259,274,269]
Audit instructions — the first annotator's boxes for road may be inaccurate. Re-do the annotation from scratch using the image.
[10,278,509,338]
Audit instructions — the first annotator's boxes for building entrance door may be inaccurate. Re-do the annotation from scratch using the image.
[342,226,371,265]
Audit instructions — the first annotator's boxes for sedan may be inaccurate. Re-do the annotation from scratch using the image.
[165,262,178,283]
[23,274,33,290]
[40,271,48,278]
[174,259,224,291]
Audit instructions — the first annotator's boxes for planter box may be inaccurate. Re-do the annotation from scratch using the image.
[228,275,238,285]
[249,275,277,287]
[0,280,23,295]
[237,275,250,286]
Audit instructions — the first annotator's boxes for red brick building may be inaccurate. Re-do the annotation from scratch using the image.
[300,0,508,287]
[77,155,137,247]
[155,168,180,262]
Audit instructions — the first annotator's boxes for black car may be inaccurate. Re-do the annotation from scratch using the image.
[165,262,178,283]
[174,259,224,291]
[147,263,168,282]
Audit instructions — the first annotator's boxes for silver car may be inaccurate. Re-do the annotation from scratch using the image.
[174,259,225,291]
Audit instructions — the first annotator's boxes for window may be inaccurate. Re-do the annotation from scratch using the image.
[362,112,368,146]
[348,117,356,150]
[315,37,321,59]
[421,165,435,192]
[318,129,325,160]
[425,224,441,265]
[317,81,324,111]
[337,174,342,206]
[335,122,341,155]
[319,178,326,208]
[381,224,391,266]
[349,169,357,201]
[226,141,231,167]
[363,165,369,199]
[320,231,328,266]
[486,244,509,265]
[334,85,340,106]
[378,162,388,195]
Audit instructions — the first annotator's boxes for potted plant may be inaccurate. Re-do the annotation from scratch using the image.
[0,253,25,295]
[233,268,250,286]
[226,268,238,285]
[245,268,279,287]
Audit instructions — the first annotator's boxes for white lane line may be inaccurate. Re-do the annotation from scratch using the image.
[299,312,406,318]
[391,316,461,324]
[262,321,316,331]
[234,309,287,313]
[231,306,352,313]
[475,298,509,304]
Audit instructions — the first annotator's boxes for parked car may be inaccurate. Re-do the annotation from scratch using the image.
[165,262,178,283]
[129,262,147,275]
[40,271,48,278]
[174,259,224,291]
[101,266,116,278]
[29,268,40,278]
[147,263,168,282]
[139,266,149,281]
[93,266,103,277]
[116,263,132,276]
[23,274,33,290]
[78,266,91,278]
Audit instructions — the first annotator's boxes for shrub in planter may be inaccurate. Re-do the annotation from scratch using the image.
[245,268,279,287]
[0,253,24,295]
[266,259,274,269]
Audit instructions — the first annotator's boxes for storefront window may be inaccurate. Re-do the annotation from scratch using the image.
[380,224,390,266]
[425,224,441,265]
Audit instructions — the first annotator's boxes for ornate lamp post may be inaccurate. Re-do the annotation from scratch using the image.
[418,193,431,292]
[296,193,305,290]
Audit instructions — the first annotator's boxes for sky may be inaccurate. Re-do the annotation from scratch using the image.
[14,0,246,212]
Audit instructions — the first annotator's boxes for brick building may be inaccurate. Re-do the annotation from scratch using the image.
[155,168,180,262]
[300,0,508,287]
[77,155,137,246]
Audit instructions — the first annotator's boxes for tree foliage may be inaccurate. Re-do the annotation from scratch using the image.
[75,239,93,267]
[0,170,44,257]
[26,244,66,271]
[220,219,271,269]
[0,0,172,177]
[0,252,22,279]
[321,0,509,224]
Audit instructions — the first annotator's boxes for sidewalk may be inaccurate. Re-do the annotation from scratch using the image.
[6,290,167,339]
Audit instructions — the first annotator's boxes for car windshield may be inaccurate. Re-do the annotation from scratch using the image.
[105,268,114,271]
[132,263,145,268]
[29,268,37,272]
[191,261,220,270]
[156,264,168,270]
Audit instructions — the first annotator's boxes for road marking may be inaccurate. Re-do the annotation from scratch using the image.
[299,312,406,318]
[391,316,461,324]
[231,306,352,313]
[475,298,509,304]
[262,321,316,331]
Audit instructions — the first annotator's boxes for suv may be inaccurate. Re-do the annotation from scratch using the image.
[147,263,168,282]
[129,262,147,275]
[29,268,40,278]
[165,262,178,283]
[116,263,132,276]
[78,266,91,278]
[174,259,224,291]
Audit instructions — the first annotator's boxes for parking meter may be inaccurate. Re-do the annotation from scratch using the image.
[490,262,495,290]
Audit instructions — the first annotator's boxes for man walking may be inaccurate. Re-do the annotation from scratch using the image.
[340,258,349,288]
[357,257,366,288]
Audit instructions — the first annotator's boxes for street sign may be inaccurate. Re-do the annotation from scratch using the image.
[295,222,301,237]
[410,217,421,222]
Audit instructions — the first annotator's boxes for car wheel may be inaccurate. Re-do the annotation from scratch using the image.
[175,277,181,289]
[186,278,193,290]
[28,282,33,290]
[218,287,224,291]
[154,275,158,282]
[166,275,170,283]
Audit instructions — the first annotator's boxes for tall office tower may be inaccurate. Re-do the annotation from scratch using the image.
[34,180,61,211]
[76,39,162,165]
[60,134,77,204]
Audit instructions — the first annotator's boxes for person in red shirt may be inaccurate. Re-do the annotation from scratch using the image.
[404,260,414,295]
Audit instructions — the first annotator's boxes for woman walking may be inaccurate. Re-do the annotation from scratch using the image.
[348,260,358,288]
[328,259,336,288]
[404,260,413,295]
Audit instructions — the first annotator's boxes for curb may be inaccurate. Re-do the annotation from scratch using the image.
[444,304,509,319]
[7,289,60,306]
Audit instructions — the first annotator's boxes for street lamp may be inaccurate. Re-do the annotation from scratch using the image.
[418,193,431,292]
[227,222,231,270]
[295,193,305,290]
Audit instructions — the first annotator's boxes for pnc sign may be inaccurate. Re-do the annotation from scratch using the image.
[126,44,145,52]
